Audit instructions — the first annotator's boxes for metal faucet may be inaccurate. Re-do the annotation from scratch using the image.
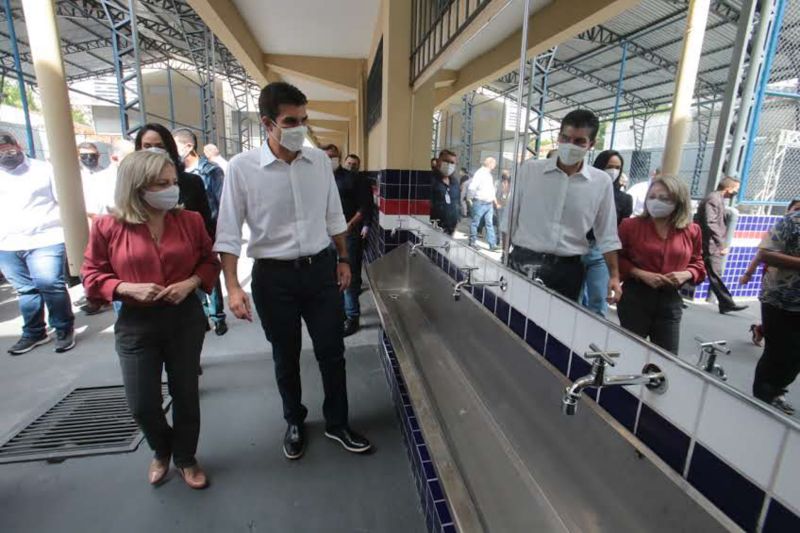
[453,267,508,300]
[695,337,730,381]
[409,232,450,257]
[562,344,668,416]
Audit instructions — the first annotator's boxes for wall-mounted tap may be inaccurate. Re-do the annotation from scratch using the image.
[409,232,450,257]
[453,267,507,300]
[562,344,668,416]
[430,219,444,232]
[695,337,731,381]
[390,218,406,237]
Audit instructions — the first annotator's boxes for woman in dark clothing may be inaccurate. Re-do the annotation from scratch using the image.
[134,123,213,236]
[580,150,633,316]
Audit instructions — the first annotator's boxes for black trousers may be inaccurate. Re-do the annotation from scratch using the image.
[251,250,349,430]
[753,303,800,402]
[508,247,585,301]
[115,297,206,467]
[703,253,737,311]
[617,280,683,354]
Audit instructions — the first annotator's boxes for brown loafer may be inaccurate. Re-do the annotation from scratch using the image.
[148,458,169,486]
[178,464,208,490]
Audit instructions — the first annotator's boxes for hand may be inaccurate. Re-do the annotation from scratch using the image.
[116,282,165,303]
[228,286,252,321]
[720,247,729,256]
[606,276,623,304]
[155,278,199,305]
[664,271,692,288]
[360,226,369,240]
[337,262,351,292]
[635,270,670,289]
[740,272,753,285]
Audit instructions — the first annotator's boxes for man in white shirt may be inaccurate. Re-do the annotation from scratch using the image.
[214,82,371,459]
[628,167,660,217]
[468,157,499,250]
[202,143,228,174]
[0,131,76,354]
[506,110,622,303]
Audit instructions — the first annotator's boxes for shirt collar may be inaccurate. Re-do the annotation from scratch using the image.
[544,156,591,180]
[260,142,311,168]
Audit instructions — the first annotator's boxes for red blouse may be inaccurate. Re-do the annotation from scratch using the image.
[618,217,706,285]
[81,210,221,304]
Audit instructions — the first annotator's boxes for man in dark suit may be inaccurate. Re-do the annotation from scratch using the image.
[697,177,748,314]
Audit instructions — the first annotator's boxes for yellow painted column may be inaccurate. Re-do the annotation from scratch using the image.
[661,0,711,176]
[21,0,88,275]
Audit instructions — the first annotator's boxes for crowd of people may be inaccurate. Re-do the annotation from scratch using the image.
[0,82,375,488]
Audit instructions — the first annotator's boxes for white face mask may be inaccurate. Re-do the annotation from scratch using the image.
[557,143,588,166]
[142,185,180,211]
[646,198,676,219]
[330,157,340,170]
[439,162,456,176]
[271,122,307,152]
[606,168,620,181]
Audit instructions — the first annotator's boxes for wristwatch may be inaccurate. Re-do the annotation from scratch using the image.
[338,257,351,265]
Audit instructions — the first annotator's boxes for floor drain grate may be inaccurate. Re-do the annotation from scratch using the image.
[0,384,170,464]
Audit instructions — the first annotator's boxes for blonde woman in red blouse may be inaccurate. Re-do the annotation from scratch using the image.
[82,150,220,489]
[617,175,706,354]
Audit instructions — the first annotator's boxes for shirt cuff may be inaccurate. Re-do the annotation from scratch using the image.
[99,279,123,303]
[597,238,622,255]
[212,242,241,256]
[327,220,348,236]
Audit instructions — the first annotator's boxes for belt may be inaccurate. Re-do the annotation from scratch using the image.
[257,248,332,269]
[513,246,582,265]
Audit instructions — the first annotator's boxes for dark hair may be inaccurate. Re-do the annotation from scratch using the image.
[321,144,340,155]
[172,128,198,151]
[788,198,800,211]
[134,123,183,170]
[77,141,99,152]
[345,153,360,162]
[258,82,308,121]
[561,109,600,141]
[438,149,456,159]
[0,130,19,146]
[717,177,740,191]
[593,150,625,187]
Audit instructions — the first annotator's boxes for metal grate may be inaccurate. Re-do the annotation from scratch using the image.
[0,384,170,464]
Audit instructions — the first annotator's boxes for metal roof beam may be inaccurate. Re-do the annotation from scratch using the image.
[662,0,740,25]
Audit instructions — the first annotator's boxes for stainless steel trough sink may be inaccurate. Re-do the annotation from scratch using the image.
[368,245,730,533]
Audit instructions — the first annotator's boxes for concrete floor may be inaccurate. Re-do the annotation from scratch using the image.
[0,261,425,533]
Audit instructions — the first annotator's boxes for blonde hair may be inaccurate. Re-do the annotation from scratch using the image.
[112,150,177,224]
[641,175,693,229]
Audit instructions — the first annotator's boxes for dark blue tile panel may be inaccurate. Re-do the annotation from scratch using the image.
[495,296,510,325]
[509,307,526,338]
[598,384,638,431]
[687,443,765,532]
[483,288,497,313]
[636,404,689,473]
[763,498,800,533]
[544,335,571,375]
[567,356,598,401]
[525,320,546,355]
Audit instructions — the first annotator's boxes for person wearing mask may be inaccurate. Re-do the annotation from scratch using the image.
[215,82,371,459]
[134,124,213,238]
[202,143,228,174]
[495,171,511,243]
[78,141,104,179]
[332,150,372,337]
[581,150,633,316]
[430,150,460,236]
[617,176,705,354]
[697,177,748,314]
[505,110,622,303]
[468,157,498,250]
[82,150,220,488]
[0,131,76,354]
[323,144,342,172]
[628,167,660,217]
[344,153,361,172]
[173,128,227,336]
[749,205,800,415]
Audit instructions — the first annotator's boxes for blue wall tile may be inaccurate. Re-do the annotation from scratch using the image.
[687,444,765,532]
[636,404,689,473]
[483,289,497,314]
[544,336,571,375]
[598,385,639,432]
[509,307,526,338]
[525,320,547,355]
[763,498,800,533]
[495,297,510,325]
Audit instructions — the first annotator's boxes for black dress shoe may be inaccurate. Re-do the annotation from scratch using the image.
[343,317,360,337]
[325,427,372,453]
[214,320,228,336]
[720,304,749,314]
[283,424,305,460]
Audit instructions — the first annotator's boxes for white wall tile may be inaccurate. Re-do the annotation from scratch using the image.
[547,297,577,346]
[641,355,704,434]
[773,428,800,515]
[450,243,466,269]
[695,386,786,487]
[507,272,531,312]
[527,285,551,330]
[599,328,651,395]
[572,309,610,359]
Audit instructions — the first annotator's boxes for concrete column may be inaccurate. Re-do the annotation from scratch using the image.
[661,0,711,177]
[21,0,88,275]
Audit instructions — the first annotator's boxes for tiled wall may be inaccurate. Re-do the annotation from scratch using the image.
[370,214,800,533]
[379,331,457,533]
[687,214,781,301]
[376,169,433,216]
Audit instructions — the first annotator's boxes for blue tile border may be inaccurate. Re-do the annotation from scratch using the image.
[763,498,800,533]
[635,404,690,472]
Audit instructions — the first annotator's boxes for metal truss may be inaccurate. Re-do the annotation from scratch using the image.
[631,112,650,152]
[662,0,741,25]
[523,48,557,157]
[459,91,475,168]
[691,96,718,195]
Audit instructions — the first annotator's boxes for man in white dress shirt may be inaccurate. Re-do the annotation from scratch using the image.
[505,109,622,303]
[468,156,499,250]
[214,82,371,460]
